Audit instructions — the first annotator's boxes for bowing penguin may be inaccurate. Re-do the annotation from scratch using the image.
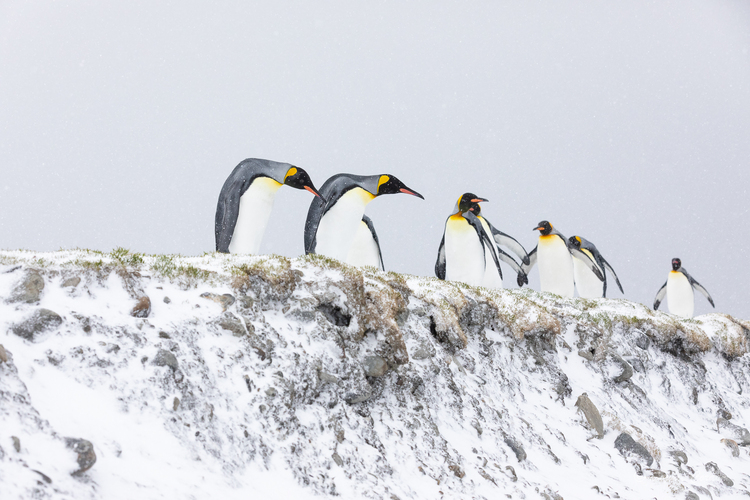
[567,236,623,298]
[653,258,714,318]
[215,158,321,254]
[519,221,590,297]
[435,193,505,287]
[304,173,423,264]
[467,200,529,288]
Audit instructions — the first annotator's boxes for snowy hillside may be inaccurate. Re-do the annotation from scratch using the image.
[1,249,749,499]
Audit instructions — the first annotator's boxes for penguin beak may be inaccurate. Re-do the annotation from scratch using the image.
[399,188,424,199]
[470,198,488,203]
[534,226,544,231]
[304,186,322,198]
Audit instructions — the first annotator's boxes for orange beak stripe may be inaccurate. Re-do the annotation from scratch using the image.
[304,186,321,198]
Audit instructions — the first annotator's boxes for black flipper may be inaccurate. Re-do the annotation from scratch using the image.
[435,226,447,280]
[682,269,715,308]
[601,257,624,295]
[361,215,385,271]
[519,247,537,287]
[653,280,668,310]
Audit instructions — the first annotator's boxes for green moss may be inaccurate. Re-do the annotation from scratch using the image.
[110,247,145,267]
[152,254,178,277]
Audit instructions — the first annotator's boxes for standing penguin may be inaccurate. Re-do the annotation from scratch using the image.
[568,236,623,298]
[467,200,529,288]
[345,215,384,270]
[519,221,596,297]
[435,193,505,287]
[653,258,714,318]
[215,158,321,254]
[304,174,423,263]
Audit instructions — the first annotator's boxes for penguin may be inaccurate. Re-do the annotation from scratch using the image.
[304,174,423,263]
[435,193,505,287]
[653,258,714,318]
[215,158,321,254]
[567,236,623,298]
[467,200,529,288]
[345,215,384,270]
[519,221,595,297]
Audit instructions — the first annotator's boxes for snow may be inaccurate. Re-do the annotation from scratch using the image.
[1,249,749,499]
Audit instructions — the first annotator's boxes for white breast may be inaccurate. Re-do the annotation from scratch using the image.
[346,220,382,270]
[444,216,485,287]
[572,253,603,298]
[227,177,282,254]
[537,235,574,297]
[667,271,694,318]
[478,218,503,289]
[314,188,374,262]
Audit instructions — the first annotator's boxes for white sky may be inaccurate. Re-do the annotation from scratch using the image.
[1,1,749,318]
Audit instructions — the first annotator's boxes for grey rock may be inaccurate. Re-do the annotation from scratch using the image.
[614,432,653,466]
[332,452,344,466]
[61,276,81,288]
[11,309,63,341]
[12,436,21,452]
[65,438,96,476]
[200,292,236,311]
[130,296,151,318]
[721,438,740,457]
[163,296,171,304]
[575,393,604,439]
[412,341,436,360]
[635,332,651,350]
[216,312,249,337]
[611,352,633,383]
[705,461,733,487]
[717,418,750,446]
[363,355,389,377]
[504,436,527,462]
[8,270,44,303]
[669,449,688,465]
[717,409,732,420]
[173,397,180,411]
[685,493,700,500]
[577,349,594,361]
[0,344,7,363]
[152,349,178,371]
[344,385,372,405]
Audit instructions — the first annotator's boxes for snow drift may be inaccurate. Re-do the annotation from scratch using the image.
[1,249,749,499]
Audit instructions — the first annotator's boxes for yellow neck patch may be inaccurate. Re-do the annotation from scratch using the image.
[377,175,390,193]
[284,167,298,182]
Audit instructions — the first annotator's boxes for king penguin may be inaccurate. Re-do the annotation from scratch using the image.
[519,221,582,297]
[435,193,505,287]
[345,215,385,270]
[653,258,715,318]
[467,200,529,288]
[304,173,423,263]
[568,236,623,298]
[215,158,321,254]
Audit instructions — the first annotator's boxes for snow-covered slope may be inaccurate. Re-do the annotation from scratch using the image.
[1,249,749,499]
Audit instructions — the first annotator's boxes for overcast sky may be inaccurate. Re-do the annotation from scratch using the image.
[1,1,749,318]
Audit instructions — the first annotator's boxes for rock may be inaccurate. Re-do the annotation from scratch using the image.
[717,418,750,446]
[332,452,344,466]
[216,312,249,337]
[635,332,651,350]
[12,436,21,452]
[163,296,171,304]
[130,296,151,318]
[722,438,740,457]
[685,492,700,500]
[611,352,633,383]
[11,309,63,341]
[575,393,604,439]
[578,350,594,361]
[717,408,732,420]
[152,349,179,371]
[344,384,372,405]
[200,292,236,311]
[363,356,389,377]
[173,397,180,411]
[65,438,96,475]
[8,270,44,303]
[705,461,733,486]
[669,450,688,466]
[504,436,526,462]
[61,276,81,288]
[614,432,653,466]
[449,464,465,478]
[0,344,7,363]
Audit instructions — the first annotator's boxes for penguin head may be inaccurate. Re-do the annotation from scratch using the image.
[375,175,424,199]
[283,167,322,198]
[455,193,488,215]
[672,258,681,271]
[468,200,483,216]
[568,236,582,248]
[534,221,553,236]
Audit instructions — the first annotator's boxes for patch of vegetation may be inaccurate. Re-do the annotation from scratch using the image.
[110,247,145,267]
[152,254,178,277]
